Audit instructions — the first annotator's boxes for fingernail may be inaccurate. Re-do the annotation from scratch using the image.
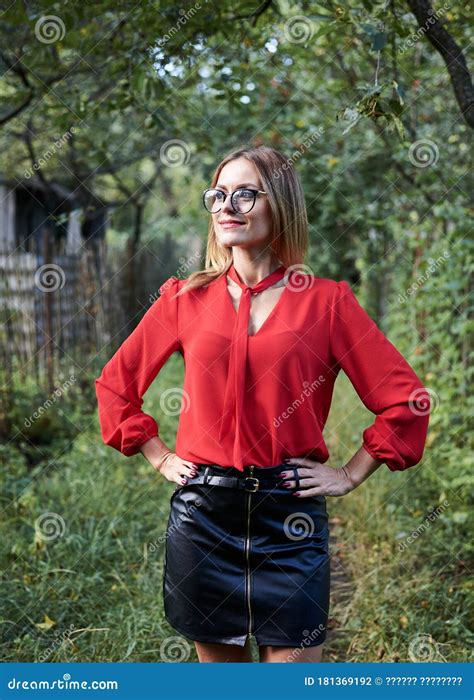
[280,472,288,478]
[181,478,187,484]
[282,482,291,487]
[293,491,300,496]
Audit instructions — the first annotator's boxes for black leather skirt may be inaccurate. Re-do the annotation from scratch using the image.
[162,462,330,648]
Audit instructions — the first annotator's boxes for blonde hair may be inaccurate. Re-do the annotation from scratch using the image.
[174,143,309,297]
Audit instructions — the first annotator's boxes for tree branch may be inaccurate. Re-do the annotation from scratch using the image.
[406,0,474,127]
[224,0,275,26]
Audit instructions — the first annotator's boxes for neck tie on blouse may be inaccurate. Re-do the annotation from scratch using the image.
[218,262,288,472]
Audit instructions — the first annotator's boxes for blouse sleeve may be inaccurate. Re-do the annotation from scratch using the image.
[94,276,181,456]
[329,280,430,471]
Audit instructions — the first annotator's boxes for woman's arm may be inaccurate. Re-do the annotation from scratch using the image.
[342,445,384,488]
[95,277,180,457]
[282,281,430,497]
[328,280,431,472]
[139,435,174,471]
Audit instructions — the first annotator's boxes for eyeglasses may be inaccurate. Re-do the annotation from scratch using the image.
[202,187,267,214]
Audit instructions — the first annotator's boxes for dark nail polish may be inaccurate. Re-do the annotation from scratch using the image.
[293,491,300,496]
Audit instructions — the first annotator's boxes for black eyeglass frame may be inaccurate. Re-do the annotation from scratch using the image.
[202,187,267,214]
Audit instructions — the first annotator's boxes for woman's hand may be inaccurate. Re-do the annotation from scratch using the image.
[280,457,355,497]
[155,451,198,486]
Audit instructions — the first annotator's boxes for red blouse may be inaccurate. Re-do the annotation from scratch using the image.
[95,269,431,472]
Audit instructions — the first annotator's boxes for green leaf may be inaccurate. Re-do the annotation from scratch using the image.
[361,23,376,36]
[392,18,411,38]
[310,14,333,22]
[392,80,406,103]
[387,99,404,116]
[313,23,337,40]
[391,115,406,140]
[372,32,387,51]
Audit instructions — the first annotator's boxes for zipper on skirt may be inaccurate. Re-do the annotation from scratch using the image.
[245,465,254,636]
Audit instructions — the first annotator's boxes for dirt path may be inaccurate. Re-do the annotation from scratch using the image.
[325,517,355,658]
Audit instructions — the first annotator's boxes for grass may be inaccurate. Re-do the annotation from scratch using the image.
[1,354,472,662]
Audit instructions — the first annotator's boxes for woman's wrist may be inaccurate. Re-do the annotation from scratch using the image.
[139,436,173,472]
[343,445,384,489]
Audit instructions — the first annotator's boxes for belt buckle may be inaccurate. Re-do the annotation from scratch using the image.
[243,476,259,492]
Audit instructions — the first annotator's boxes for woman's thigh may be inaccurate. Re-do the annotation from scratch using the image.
[194,639,253,662]
[258,642,324,663]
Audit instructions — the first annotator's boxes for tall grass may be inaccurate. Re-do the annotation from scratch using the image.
[1,357,471,662]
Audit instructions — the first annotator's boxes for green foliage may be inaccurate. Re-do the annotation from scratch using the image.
[0,370,99,466]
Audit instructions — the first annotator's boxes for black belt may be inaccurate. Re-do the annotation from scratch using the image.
[181,464,300,493]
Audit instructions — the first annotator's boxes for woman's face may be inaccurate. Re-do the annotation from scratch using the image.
[211,157,273,250]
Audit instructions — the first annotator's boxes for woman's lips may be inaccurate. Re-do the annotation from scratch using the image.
[220,221,245,228]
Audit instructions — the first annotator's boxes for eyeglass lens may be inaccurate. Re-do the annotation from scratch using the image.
[204,189,256,213]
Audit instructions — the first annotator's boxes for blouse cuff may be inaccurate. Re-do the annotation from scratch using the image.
[362,425,409,472]
[113,415,159,457]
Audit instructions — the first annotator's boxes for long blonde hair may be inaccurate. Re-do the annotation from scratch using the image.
[174,143,309,297]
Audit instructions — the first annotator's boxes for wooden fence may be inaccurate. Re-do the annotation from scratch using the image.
[0,228,198,396]
[0,240,126,391]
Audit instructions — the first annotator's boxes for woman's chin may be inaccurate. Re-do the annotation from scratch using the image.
[218,230,250,244]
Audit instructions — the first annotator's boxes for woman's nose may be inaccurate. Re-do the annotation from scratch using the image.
[220,195,235,213]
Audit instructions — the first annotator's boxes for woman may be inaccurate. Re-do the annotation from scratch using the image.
[95,144,431,663]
